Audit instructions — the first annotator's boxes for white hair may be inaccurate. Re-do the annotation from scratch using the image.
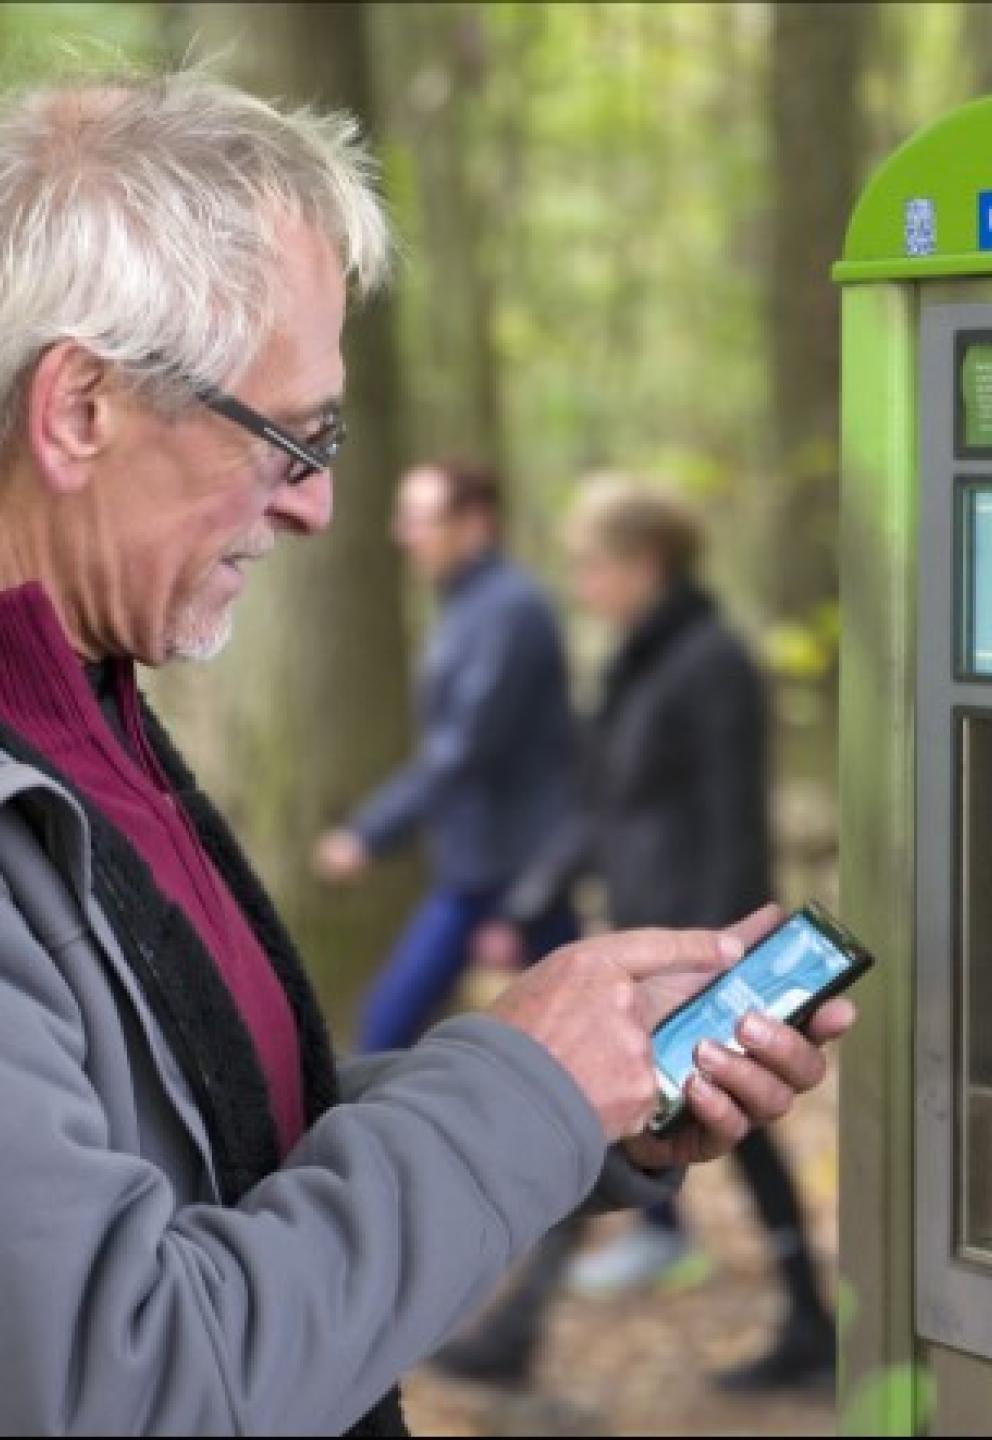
[0,67,390,441]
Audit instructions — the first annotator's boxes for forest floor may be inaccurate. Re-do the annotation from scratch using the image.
[403,1056,839,1438]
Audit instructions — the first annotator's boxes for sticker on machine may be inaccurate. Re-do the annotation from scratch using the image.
[905,197,936,257]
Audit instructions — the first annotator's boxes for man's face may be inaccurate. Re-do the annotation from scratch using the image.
[70,215,346,664]
[391,467,466,584]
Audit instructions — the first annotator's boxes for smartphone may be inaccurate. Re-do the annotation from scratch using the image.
[647,901,873,1137]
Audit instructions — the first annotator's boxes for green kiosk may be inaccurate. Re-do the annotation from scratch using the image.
[835,99,992,1434]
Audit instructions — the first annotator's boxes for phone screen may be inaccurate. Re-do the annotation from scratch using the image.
[652,910,857,1098]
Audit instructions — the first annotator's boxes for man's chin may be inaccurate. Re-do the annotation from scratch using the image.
[167,607,235,663]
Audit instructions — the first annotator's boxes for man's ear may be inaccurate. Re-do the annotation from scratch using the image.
[26,342,117,495]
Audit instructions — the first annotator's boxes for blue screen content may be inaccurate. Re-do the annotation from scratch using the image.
[652,913,853,1090]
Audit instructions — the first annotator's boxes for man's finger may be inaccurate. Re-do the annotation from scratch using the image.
[721,903,783,953]
[681,1072,750,1152]
[733,1011,829,1092]
[607,927,743,982]
[694,1040,798,1124]
[805,997,857,1045]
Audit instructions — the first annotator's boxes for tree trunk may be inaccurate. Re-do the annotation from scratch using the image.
[764,1,869,620]
[373,2,505,473]
[153,2,421,1030]
[966,1,992,97]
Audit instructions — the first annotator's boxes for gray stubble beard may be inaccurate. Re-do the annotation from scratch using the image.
[167,603,235,663]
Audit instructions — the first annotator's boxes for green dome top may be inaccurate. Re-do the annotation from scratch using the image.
[834,95,992,283]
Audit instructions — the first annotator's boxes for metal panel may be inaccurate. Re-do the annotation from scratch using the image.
[957,715,992,1261]
[929,1343,992,1433]
[916,289,992,1358]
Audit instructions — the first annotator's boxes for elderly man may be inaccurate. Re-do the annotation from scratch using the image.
[0,71,854,1436]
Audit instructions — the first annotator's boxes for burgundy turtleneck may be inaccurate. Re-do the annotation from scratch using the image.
[0,581,305,1157]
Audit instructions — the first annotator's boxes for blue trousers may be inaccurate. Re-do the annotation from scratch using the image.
[357,887,579,1053]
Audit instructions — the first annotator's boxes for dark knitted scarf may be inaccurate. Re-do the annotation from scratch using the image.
[0,706,406,1439]
[597,579,715,727]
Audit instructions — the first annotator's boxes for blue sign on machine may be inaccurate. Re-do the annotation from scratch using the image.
[979,190,992,250]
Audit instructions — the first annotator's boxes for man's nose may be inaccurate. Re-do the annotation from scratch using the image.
[269,468,333,534]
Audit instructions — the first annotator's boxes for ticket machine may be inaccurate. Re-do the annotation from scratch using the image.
[835,97,992,1433]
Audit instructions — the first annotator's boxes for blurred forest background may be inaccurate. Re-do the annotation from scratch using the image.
[2,4,987,1434]
[2,0,988,1030]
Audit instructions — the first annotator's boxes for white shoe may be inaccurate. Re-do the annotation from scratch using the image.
[564,1225,712,1297]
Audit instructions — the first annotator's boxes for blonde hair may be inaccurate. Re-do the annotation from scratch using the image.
[567,473,705,580]
[0,67,390,441]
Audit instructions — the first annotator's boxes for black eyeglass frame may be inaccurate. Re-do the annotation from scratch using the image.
[194,384,346,484]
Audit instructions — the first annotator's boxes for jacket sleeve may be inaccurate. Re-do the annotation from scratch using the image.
[340,1053,684,1217]
[683,640,773,927]
[0,896,606,1437]
[350,595,560,855]
[498,714,600,924]
[498,809,594,925]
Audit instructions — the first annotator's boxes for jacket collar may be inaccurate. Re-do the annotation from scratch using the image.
[599,580,715,716]
[439,546,503,602]
[0,754,93,904]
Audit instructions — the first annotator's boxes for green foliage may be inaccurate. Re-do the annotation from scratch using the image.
[376,1,788,624]
[0,3,172,83]
[484,2,771,490]
[764,600,841,680]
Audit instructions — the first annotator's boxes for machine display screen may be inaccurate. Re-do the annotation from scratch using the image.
[959,340,992,452]
[958,480,992,678]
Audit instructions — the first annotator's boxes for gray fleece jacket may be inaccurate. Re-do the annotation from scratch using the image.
[0,753,674,1436]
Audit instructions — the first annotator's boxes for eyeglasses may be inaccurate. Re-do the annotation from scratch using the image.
[194,383,346,485]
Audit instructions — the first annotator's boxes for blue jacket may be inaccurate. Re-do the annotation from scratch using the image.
[352,551,576,894]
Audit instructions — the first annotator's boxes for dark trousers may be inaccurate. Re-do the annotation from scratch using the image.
[648,1126,825,1317]
[357,886,579,1053]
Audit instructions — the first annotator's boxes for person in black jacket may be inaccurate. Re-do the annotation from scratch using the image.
[436,476,835,1392]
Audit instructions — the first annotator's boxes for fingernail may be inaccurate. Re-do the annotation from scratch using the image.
[740,1012,772,1046]
[696,1039,724,1075]
[719,934,746,961]
[690,1073,719,1102]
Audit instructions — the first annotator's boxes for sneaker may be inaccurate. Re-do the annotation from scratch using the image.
[710,1310,836,1393]
[564,1224,713,1298]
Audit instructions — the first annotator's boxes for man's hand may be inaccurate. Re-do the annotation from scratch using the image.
[623,904,857,1169]
[486,925,742,1142]
[311,829,369,885]
[485,904,857,1156]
